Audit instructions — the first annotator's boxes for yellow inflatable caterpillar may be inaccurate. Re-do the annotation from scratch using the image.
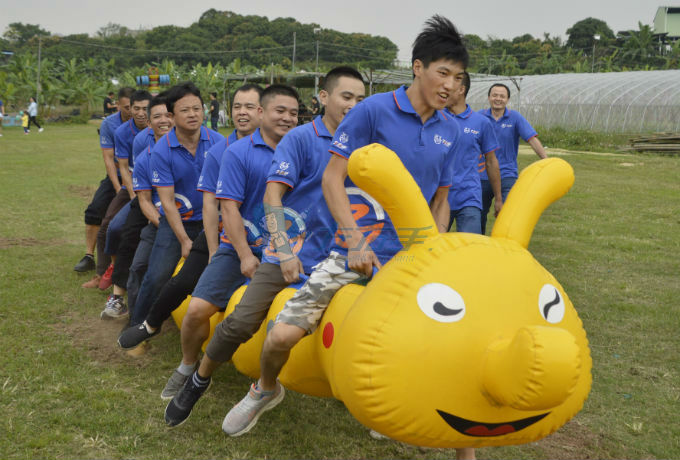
[171,144,592,448]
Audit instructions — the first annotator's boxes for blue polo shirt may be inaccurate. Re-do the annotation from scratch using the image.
[263,116,335,273]
[132,145,161,211]
[150,126,224,222]
[215,128,273,250]
[328,86,458,264]
[479,108,537,179]
[197,130,240,194]
[132,127,154,161]
[100,112,124,149]
[446,105,499,211]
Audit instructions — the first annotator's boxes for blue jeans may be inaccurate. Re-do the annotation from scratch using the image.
[448,206,482,234]
[127,223,157,314]
[481,177,516,235]
[105,200,131,255]
[129,217,202,325]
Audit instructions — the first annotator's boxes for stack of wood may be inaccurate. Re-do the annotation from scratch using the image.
[627,133,680,155]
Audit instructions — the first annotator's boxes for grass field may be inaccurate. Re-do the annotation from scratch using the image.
[0,124,678,459]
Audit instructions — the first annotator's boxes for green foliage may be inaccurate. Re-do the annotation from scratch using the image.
[566,17,615,49]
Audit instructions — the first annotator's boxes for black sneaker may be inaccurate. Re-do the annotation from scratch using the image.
[74,254,95,272]
[164,373,210,427]
[117,323,159,349]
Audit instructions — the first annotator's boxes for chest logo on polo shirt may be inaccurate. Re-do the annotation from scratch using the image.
[463,127,480,135]
[434,135,452,148]
[501,123,514,129]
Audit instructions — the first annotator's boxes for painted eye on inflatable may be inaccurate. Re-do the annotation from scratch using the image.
[417,283,466,323]
[538,284,565,324]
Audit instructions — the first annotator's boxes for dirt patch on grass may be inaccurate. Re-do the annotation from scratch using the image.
[533,419,609,459]
[57,308,179,368]
[0,237,66,249]
[68,184,97,200]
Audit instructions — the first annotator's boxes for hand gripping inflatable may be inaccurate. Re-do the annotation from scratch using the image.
[171,144,591,448]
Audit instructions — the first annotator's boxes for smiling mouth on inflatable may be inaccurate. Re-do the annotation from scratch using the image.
[436,410,549,437]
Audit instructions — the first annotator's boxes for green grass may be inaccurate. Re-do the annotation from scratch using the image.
[1,124,679,459]
[533,125,631,153]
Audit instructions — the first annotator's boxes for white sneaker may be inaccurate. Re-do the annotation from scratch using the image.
[39,128,44,133]
[222,382,285,436]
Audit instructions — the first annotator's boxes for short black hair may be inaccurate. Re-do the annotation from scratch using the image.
[165,82,203,113]
[147,91,168,118]
[118,87,134,100]
[210,92,217,98]
[462,71,471,97]
[260,84,299,108]
[412,15,468,69]
[232,83,263,103]
[488,83,511,98]
[322,66,364,93]
[108,91,115,96]
[130,89,153,105]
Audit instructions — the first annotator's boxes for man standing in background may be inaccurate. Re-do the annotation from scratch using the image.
[209,92,219,131]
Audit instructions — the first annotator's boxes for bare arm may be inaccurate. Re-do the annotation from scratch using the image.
[102,147,122,192]
[157,186,192,258]
[322,154,380,276]
[264,182,304,283]
[202,192,220,260]
[485,151,503,216]
[429,187,451,233]
[528,136,548,159]
[137,190,160,227]
[221,199,259,278]
[117,157,136,200]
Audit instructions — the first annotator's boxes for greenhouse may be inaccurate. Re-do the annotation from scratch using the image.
[465,70,680,134]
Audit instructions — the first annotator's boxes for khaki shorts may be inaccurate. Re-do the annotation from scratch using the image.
[276,251,365,333]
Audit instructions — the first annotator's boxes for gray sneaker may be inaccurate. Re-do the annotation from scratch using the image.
[101,295,128,320]
[161,366,197,401]
[222,381,285,436]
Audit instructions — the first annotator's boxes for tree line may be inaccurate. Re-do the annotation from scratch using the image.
[1,13,677,117]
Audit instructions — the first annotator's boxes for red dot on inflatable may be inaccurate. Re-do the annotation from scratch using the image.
[322,322,334,349]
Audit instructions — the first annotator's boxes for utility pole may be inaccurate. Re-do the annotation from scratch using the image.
[314,27,321,95]
[36,35,42,105]
[292,31,296,73]
[591,34,600,73]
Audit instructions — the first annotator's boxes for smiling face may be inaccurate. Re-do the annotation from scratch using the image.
[320,76,365,131]
[231,89,261,138]
[331,233,591,448]
[148,103,173,139]
[259,94,298,144]
[488,85,510,112]
[131,99,150,129]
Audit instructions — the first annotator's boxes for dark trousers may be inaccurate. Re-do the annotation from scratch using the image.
[28,115,41,129]
[96,189,130,275]
[205,263,288,363]
[146,231,210,329]
[84,177,116,226]
[111,197,149,289]
[210,116,219,131]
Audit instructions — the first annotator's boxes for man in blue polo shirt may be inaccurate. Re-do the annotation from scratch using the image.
[446,72,502,234]
[101,94,173,319]
[221,20,475,460]
[159,85,297,419]
[128,82,224,326]
[76,87,133,281]
[479,83,547,234]
[117,83,263,347]
[89,90,153,291]
[163,68,365,428]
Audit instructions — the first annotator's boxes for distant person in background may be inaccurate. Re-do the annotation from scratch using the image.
[27,97,43,133]
[446,72,501,234]
[209,92,219,131]
[104,92,117,115]
[310,96,320,116]
[479,83,547,234]
[21,111,29,134]
[0,97,4,137]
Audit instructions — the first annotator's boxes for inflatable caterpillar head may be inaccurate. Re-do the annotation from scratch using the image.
[328,144,592,448]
